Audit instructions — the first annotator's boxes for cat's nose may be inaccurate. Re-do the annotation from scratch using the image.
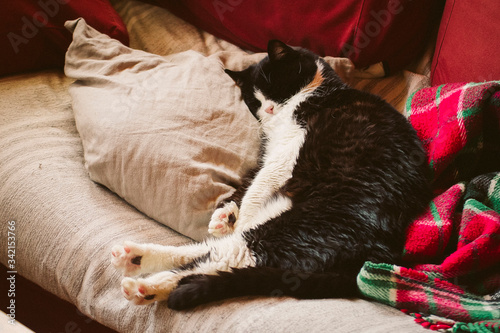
[265,105,274,114]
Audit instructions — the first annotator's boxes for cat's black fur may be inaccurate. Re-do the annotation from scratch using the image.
[167,40,431,310]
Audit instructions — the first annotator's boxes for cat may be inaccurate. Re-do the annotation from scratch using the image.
[111,40,431,310]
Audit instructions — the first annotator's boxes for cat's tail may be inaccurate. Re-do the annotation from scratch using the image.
[167,266,359,310]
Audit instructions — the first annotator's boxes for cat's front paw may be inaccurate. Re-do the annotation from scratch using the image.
[111,241,147,277]
[208,201,239,237]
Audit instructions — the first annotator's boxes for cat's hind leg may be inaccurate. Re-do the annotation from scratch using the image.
[119,234,255,305]
[121,271,180,305]
[111,241,210,276]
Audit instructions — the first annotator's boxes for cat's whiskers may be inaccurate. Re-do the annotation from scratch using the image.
[259,67,271,84]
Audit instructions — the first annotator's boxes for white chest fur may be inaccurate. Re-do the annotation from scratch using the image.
[256,87,314,176]
[261,102,306,183]
[233,89,313,232]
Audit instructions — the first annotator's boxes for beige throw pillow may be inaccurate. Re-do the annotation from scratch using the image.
[64,18,260,241]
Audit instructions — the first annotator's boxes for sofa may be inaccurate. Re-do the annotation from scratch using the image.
[1,1,499,332]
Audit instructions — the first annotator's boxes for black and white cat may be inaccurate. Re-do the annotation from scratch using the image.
[111,40,431,310]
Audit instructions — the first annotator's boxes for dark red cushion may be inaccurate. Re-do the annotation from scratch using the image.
[431,0,500,85]
[148,0,442,73]
[1,0,129,77]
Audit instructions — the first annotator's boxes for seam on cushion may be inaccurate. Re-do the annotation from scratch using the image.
[104,0,120,28]
[351,0,367,64]
[100,0,128,44]
[431,0,455,84]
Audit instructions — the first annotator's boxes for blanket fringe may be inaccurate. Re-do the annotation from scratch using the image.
[400,310,500,333]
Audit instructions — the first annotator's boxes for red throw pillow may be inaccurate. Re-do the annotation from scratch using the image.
[1,0,129,77]
[147,0,442,73]
[431,0,500,85]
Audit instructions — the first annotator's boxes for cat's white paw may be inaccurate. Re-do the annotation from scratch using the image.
[111,241,147,277]
[121,277,158,305]
[208,201,239,237]
[121,273,177,305]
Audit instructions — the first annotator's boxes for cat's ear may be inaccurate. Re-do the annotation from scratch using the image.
[225,68,250,87]
[267,40,294,62]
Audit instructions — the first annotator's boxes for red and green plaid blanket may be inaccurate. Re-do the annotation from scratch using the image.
[358,81,500,332]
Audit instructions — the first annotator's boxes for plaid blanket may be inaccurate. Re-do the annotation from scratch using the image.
[358,81,500,332]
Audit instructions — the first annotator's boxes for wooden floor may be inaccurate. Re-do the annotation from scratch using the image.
[1,311,34,333]
[1,264,117,333]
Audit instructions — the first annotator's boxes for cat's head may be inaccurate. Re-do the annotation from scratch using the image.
[225,40,328,120]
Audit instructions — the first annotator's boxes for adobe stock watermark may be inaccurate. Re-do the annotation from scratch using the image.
[270,270,311,297]
[341,0,408,60]
[212,0,244,22]
[6,220,17,325]
[8,0,71,54]
[107,70,165,127]
[52,309,95,333]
